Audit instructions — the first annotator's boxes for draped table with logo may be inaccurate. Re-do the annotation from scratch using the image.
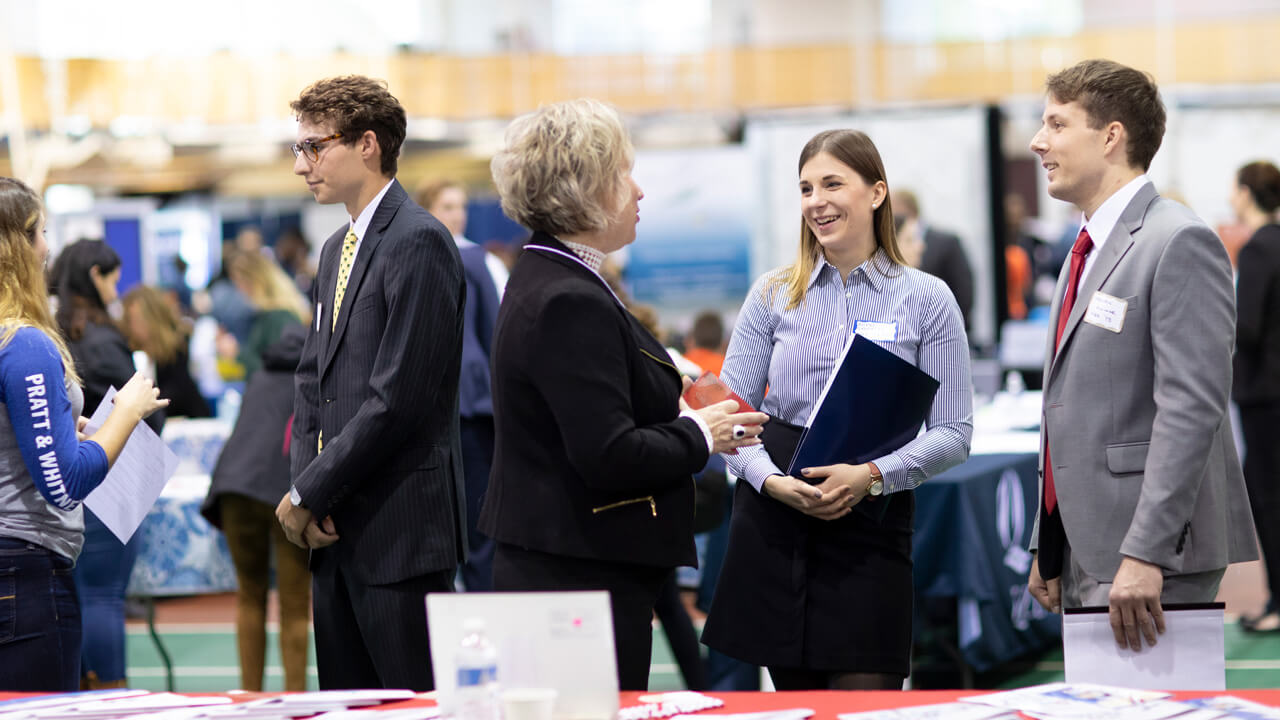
[910,391,1058,684]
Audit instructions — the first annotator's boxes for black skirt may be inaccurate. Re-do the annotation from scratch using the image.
[701,417,914,674]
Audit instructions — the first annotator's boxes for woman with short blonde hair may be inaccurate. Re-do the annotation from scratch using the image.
[480,99,766,690]
[490,98,636,237]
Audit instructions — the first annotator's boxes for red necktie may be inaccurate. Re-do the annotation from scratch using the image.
[1044,227,1094,513]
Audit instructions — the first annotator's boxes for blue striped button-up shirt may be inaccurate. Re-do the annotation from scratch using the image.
[722,248,973,494]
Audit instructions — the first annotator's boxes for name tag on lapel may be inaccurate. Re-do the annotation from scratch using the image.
[315,303,322,331]
[854,320,897,342]
[1083,292,1127,333]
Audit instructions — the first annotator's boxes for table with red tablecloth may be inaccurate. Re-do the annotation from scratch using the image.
[3,691,1279,718]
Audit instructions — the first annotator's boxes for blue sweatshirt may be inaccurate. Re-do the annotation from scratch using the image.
[0,326,109,559]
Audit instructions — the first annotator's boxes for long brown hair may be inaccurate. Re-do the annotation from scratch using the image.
[122,286,188,367]
[0,178,79,384]
[766,129,905,310]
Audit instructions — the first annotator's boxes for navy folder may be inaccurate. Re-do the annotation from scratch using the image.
[786,334,941,477]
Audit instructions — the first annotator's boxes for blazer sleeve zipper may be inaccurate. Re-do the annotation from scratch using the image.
[592,496,657,517]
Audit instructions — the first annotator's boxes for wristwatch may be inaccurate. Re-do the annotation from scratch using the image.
[866,466,884,497]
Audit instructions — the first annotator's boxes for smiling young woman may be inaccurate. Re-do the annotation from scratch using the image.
[700,128,973,691]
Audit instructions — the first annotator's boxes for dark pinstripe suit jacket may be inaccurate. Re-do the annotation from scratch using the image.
[290,180,468,585]
[479,232,706,568]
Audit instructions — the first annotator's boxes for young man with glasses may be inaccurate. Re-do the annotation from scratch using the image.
[276,75,467,690]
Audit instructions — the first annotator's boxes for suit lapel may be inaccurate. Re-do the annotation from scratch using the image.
[1048,183,1155,377]
[320,180,406,376]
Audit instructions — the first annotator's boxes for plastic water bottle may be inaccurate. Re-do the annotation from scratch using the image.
[455,618,500,720]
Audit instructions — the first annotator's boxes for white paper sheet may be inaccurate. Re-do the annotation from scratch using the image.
[82,387,179,543]
[1063,605,1226,691]
[963,683,1170,717]
[32,692,232,718]
[672,711,811,720]
[838,703,1017,719]
[1178,695,1280,719]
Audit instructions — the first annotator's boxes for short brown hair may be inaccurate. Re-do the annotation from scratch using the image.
[690,311,724,350]
[1238,160,1280,214]
[290,75,406,177]
[415,178,464,212]
[1045,59,1165,172]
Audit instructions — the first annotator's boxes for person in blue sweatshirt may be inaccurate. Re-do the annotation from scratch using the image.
[0,177,167,691]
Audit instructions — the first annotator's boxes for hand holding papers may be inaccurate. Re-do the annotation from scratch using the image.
[1063,603,1227,690]
[83,386,179,543]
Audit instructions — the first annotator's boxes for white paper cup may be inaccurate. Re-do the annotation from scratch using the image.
[500,688,557,720]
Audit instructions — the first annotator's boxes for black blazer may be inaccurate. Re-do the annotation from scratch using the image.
[920,226,974,330]
[290,180,467,585]
[70,320,164,434]
[1234,223,1280,405]
[479,233,707,568]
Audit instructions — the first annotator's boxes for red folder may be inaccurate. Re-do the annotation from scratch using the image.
[682,372,756,414]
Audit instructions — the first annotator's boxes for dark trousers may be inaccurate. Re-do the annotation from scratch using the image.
[1241,403,1280,607]
[312,560,454,690]
[493,543,669,691]
[459,417,496,592]
[0,538,80,691]
[698,487,760,691]
[221,494,311,691]
[74,509,138,683]
[653,576,706,690]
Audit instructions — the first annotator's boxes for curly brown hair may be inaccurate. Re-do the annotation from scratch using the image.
[1046,59,1165,172]
[290,75,406,177]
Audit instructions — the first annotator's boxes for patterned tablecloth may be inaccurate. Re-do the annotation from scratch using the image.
[127,418,238,597]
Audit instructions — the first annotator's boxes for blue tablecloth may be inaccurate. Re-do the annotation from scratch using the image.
[913,452,1061,673]
[127,420,237,598]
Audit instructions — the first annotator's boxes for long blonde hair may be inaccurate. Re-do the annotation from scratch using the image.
[0,178,79,384]
[122,286,188,367]
[229,252,311,323]
[765,129,905,310]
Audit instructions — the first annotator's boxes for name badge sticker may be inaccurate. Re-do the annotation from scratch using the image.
[1083,292,1128,333]
[854,320,898,342]
[315,303,322,331]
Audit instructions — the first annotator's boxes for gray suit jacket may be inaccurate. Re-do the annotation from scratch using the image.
[1032,182,1257,581]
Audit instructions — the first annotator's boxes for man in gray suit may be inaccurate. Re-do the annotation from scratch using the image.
[1026,59,1257,651]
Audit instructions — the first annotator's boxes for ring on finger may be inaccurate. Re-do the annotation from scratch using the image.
[731,424,746,440]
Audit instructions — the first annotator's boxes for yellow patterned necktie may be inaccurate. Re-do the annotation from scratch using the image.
[332,228,358,330]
